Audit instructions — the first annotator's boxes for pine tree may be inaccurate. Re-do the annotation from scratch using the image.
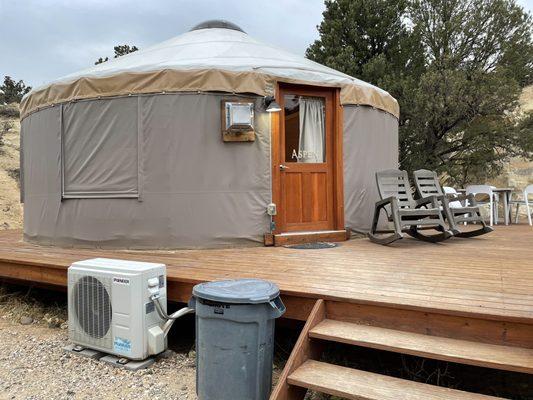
[0,76,31,104]
[308,0,533,185]
[95,44,139,65]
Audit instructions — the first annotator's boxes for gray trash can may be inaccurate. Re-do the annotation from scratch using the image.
[189,279,286,400]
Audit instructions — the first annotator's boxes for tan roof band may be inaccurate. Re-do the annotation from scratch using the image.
[21,69,399,119]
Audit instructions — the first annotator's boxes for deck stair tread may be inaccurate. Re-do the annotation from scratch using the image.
[275,229,347,236]
[287,360,503,400]
[272,229,349,246]
[309,319,533,374]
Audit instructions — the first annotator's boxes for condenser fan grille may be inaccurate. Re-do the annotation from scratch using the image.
[72,275,112,339]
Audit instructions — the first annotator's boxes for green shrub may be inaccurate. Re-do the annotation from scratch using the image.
[0,104,20,118]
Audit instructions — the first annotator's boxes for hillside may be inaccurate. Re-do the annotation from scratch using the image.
[0,104,22,230]
[492,85,533,191]
[520,85,533,113]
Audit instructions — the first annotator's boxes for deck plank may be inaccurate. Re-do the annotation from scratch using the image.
[0,225,532,323]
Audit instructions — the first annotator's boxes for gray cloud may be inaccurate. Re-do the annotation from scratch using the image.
[1,0,531,88]
[0,0,325,86]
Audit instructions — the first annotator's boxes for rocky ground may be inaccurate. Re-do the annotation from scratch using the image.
[0,285,195,400]
[0,321,197,400]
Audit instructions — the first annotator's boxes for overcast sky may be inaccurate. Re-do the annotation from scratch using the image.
[1,0,532,88]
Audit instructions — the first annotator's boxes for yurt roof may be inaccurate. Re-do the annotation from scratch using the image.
[21,20,399,119]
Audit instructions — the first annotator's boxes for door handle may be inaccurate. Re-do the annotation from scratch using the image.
[279,164,289,171]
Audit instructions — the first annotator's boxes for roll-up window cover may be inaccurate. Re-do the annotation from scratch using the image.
[62,97,139,198]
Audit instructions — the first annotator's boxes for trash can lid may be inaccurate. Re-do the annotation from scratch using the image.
[192,279,280,304]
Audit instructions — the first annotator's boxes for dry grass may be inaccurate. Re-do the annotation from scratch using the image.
[0,284,67,328]
[0,104,20,119]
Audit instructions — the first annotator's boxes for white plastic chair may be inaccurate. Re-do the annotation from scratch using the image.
[443,186,468,225]
[465,185,495,226]
[510,184,533,225]
[442,186,464,208]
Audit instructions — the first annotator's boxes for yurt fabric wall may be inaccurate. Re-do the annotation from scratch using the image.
[343,106,399,232]
[21,93,271,248]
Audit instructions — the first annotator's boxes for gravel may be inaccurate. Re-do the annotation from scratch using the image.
[19,316,33,325]
[0,284,292,400]
[0,320,197,400]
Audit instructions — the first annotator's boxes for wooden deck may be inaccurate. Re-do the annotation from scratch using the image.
[3,226,531,398]
[0,225,531,323]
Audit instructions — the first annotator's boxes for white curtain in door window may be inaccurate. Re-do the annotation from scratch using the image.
[299,98,325,163]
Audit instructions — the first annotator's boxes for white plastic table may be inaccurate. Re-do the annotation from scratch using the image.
[458,188,513,225]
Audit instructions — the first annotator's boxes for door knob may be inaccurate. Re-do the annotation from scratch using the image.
[279,164,289,171]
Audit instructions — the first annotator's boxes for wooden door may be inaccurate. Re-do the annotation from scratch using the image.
[277,85,335,232]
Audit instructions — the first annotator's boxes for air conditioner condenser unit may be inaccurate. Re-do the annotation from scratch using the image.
[67,258,167,361]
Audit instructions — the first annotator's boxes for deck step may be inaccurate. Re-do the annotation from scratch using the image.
[272,230,349,246]
[287,360,502,400]
[310,319,533,374]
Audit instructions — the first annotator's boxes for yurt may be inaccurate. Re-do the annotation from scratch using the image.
[20,20,399,249]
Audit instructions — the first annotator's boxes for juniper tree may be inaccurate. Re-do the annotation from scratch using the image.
[307,0,533,185]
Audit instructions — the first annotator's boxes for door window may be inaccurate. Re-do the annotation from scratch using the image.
[284,95,325,163]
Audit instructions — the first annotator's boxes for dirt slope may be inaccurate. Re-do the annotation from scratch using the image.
[492,85,533,192]
[0,104,22,230]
